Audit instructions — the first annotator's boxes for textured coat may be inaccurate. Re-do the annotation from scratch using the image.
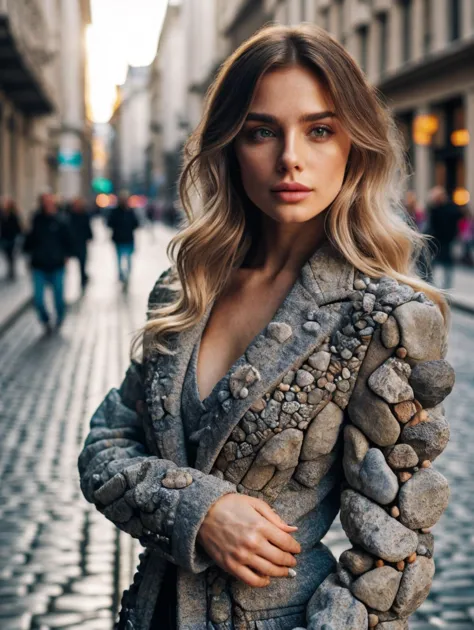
[78,242,454,630]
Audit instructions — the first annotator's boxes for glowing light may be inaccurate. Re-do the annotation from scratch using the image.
[453,188,470,206]
[413,114,439,146]
[450,129,470,147]
[96,194,110,208]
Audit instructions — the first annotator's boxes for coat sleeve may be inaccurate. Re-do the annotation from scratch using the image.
[305,293,454,630]
[78,268,237,574]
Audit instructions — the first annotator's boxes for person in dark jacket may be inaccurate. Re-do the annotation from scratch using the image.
[24,193,73,332]
[107,192,139,287]
[0,198,23,280]
[69,197,93,291]
[425,186,464,289]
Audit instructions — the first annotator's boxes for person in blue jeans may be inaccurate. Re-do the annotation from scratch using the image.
[24,193,73,333]
[107,192,139,289]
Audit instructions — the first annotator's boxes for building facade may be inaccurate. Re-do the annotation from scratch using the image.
[0,0,91,219]
[110,65,150,196]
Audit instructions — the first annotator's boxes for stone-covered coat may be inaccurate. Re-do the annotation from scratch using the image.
[78,243,454,630]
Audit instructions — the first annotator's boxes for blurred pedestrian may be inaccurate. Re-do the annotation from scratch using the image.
[107,191,139,289]
[425,185,463,289]
[69,197,93,292]
[0,198,23,280]
[23,193,74,333]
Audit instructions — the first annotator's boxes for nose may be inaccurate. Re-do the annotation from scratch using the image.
[277,130,304,173]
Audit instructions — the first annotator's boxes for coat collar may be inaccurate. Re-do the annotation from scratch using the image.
[145,241,356,473]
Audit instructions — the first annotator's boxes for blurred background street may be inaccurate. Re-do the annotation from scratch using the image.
[1,0,474,628]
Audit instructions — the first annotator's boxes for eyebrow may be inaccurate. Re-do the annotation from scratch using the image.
[245,111,337,124]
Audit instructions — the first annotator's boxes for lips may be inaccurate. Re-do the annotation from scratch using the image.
[272,182,312,192]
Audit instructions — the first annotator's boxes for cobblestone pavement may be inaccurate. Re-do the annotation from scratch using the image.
[324,309,474,629]
[0,221,172,630]
[1,222,474,629]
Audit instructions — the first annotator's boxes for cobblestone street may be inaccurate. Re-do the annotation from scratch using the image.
[1,222,474,629]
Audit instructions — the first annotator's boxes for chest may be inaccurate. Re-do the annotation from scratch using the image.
[196,274,297,401]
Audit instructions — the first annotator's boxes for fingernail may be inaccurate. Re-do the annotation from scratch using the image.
[288,568,297,578]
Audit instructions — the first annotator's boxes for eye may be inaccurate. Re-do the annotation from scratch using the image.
[248,127,276,141]
[310,125,334,140]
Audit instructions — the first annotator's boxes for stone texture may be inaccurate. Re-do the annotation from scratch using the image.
[393,556,435,616]
[398,468,450,529]
[306,574,368,630]
[393,301,445,361]
[359,448,399,505]
[308,351,331,372]
[229,364,261,399]
[339,548,374,576]
[161,469,193,489]
[340,490,418,562]
[209,591,232,623]
[301,402,344,460]
[368,358,413,405]
[242,463,275,491]
[381,316,400,349]
[255,429,303,470]
[401,404,450,462]
[267,322,293,343]
[393,401,416,423]
[385,444,419,470]
[409,360,455,409]
[294,454,335,488]
[378,621,409,630]
[296,369,315,388]
[351,566,402,611]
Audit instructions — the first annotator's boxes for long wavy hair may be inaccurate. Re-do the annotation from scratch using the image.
[136,23,446,357]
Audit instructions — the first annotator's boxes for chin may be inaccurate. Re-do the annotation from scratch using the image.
[269,204,324,224]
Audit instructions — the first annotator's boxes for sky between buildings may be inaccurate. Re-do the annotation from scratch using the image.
[87,0,168,123]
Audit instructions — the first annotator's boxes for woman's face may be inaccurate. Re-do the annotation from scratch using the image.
[234,65,351,224]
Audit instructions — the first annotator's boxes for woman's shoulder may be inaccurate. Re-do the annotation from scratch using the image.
[147,265,180,312]
[353,271,447,362]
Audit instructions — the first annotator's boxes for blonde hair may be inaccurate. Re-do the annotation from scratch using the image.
[136,23,446,357]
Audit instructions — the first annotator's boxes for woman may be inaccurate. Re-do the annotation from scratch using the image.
[79,25,454,630]
[0,198,23,280]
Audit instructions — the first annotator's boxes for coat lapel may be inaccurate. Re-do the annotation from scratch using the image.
[145,241,356,473]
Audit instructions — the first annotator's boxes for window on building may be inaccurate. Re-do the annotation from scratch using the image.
[401,0,413,62]
[377,12,388,75]
[449,0,461,40]
[422,0,431,53]
[358,25,369,73]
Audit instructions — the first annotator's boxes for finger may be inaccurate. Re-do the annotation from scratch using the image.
[265,523,302,555]
[246,553,294,578]
[231,563,271,588]
[257,539,298,568]
[252,499,298,531]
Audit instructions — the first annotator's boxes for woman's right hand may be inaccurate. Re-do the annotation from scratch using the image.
[197,493,301,588]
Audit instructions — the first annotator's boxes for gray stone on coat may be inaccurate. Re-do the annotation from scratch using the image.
[368,358,413,404]
[379,284,414,307]
[262,466,296,502]
[340,490,418,562]
[381,316,400,349]
[359,449,399,505]
[337,563,353,588]
[296,369,315,387]
[308,388,325,405]
[103,496,134,524]
[209,591,232,623]
[363,292,376,313]
[344,425,369,464]
[308,351,331,372]
[351,566,402,611]
[385,444,419,470]
[224,456,255,485]
[94,472,127,506]
[301,402,344,460]
[409,360,455,409]
[161,469,193,489]
[242,463,276,491]
[417,532,434,558]
[392,301,445,361]
[229,364,261,399]
[339,548,374,576]
[398,468,450,529]
[401,404,450,462]
[267,322,293,343]
[255,429,303,470]
[306,574,368,630]
[294,454,335,488]
[393,556,435,617]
